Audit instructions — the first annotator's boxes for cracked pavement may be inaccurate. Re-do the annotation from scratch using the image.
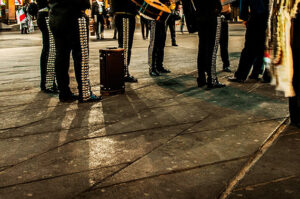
[0,24,298,199]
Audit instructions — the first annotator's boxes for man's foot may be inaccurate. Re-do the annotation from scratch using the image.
[113,37,117,40]
[228,77,245,83]
[59,93,78,103]
[149,68,160,76]
[249,75,261,81]
[43,88,59,94]
[157,67,171,73]
[172,43,178,46]
[223,67,232,72]
[124,75,138,83]
[197,77,206,87]
[79,93,102,103]
[207,81,226,89]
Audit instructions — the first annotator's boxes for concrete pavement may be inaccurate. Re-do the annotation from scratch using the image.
[0,24,298,199]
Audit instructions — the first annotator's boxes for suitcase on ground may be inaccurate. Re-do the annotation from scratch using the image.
[100,48,125,95]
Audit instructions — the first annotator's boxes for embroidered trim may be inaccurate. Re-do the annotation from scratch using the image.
[78,17,91,101]
[45,17,56,90]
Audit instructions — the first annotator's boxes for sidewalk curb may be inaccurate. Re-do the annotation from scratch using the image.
[218,117,290,199]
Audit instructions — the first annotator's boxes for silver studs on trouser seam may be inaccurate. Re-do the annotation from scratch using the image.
[211,16,222,82]
[78,17,91,101]
[45,17,56,90]
[122,18,130,76]
[148,20,156,68]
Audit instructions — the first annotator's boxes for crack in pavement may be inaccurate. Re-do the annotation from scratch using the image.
[184,117,287,135]
[72,115,211,198]
[0,120,199,172]
[218,117,289,199]
[0,163,129,190]
[87,156,250,192]
[233,175,299,192]
[0,117,50,131]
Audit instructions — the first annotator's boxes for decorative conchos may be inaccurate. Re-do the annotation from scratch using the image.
[148,20,156,69]
[78,17,91,101]
[45,17,56,90]
[211,16,222,82]
[122,18,130,76]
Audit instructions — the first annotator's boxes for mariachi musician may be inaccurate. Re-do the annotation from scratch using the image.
[166,0,179,46]
[36,0,57,93]
[111,0,139,82]
[91,0,106,40]
[148,0,172,76]
[182,0,226,88]
[49,0,102,102]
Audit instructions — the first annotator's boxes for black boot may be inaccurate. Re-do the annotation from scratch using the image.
[124,75,138,82]
[79,92,102,103]
[207,77,226,89]
[197,77,206,88]
[157,66,171,73]
[59,92,78,102]
[149,68,160,76]
[172,42,178,46]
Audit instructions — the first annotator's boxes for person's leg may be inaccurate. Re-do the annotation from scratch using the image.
[145,19,150,39]
[44,16,57,91]
[156,21,170,73]
[180,15,184,33]
[116,15,137,82]
[289,96,300,126]
[141,17,145,39]
[197,27,207,87]
[250,55,264,79]
[250,19,268,79]
[206,17,225,88]
[37,12,49,91]
[169,19,177,46]
[100,15,105,39]
[233,19,265,81]
[220,19,230,70]
[49,14,73,100]
[148,20,160,76]
[126,15,136,69]
[72,16,101,102]
[95,15,100,39]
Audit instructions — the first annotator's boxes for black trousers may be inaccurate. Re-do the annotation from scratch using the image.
[290,47,300,125]
[220,18,230,68]
[95,14,105,38]
[235,16,268,80]
[115,14,136,76]
[49,14,92,100]
[37,11,56,90]
[148,20,167,69]
[166,17,176,44]
[197,17,221,82]
[140,16,150,39]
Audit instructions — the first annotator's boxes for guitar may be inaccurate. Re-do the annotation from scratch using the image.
[131,0,171,22]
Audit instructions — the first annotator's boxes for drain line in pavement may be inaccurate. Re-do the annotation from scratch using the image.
[218,117,290,199]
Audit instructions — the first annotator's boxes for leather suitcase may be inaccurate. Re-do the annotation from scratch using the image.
[99,48,125,96]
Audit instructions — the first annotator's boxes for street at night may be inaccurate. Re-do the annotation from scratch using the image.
[0,23,299,198]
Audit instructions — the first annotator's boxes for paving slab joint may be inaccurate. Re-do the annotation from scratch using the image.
[218,117,290,199]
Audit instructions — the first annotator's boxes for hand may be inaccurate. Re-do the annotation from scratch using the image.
[242,21,247,27]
